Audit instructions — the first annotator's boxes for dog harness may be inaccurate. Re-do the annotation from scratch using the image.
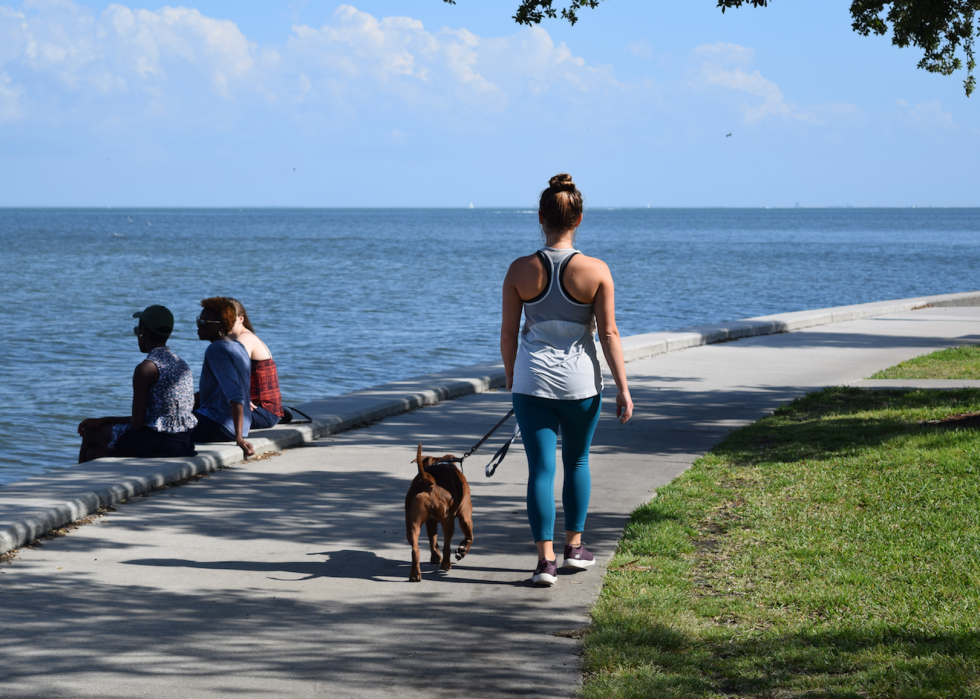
[425,461,466,517]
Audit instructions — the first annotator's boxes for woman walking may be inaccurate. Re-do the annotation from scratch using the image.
[501,174,633,586]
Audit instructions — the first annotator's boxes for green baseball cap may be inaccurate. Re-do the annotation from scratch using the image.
[133,304,174,339]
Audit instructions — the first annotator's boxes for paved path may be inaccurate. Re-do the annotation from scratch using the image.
[1,306,978,698]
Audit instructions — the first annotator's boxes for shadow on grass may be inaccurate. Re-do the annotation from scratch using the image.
[586,624,980,698]
[709,386,980,466]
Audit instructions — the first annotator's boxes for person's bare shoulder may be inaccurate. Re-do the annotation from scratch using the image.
[566,253,611,281]
[505,253,549,300]
[235,332,263,354]
[507,252,545,273]
[134,358,159,382]
[505,253,546,284]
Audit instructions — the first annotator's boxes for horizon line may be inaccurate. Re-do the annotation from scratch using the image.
[2,205,978,211]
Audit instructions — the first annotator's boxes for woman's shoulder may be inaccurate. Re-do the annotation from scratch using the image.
[233,331,272,360]
[505,253,549,297]
[566,252,611,277]
[506,251,547,276]
[206,338,249,359]
[509,251,545,266]
[145,346,181,369]
[161,347,193,373]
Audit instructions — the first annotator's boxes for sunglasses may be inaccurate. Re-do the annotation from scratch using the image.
[197,317,222,327]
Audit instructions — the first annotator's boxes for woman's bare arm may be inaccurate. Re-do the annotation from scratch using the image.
[500,260,526,391]
[129,359,159,430]
[230,402,255,458]
[77,359,159,434]
[592,262,633,423]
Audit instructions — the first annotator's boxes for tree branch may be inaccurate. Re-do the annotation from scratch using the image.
[444,0,979,95]
[443,0,604,26]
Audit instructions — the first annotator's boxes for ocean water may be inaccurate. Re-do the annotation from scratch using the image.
[2,207,979,485]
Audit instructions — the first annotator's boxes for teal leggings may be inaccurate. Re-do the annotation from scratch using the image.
[512,392,602,542]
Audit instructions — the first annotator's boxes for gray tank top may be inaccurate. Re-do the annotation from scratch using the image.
[511,247,603,400]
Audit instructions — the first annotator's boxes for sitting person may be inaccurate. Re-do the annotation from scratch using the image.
[77,304,197,463]
[191,297,255,458]
[226,298,284,429]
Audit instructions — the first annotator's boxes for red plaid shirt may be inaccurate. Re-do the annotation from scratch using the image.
[250,358,283,417]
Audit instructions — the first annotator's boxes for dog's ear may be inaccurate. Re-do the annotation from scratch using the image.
[421,456,440,467]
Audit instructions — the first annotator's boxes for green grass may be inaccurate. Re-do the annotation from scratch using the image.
[870,345,980,380]
[583,387,980,698]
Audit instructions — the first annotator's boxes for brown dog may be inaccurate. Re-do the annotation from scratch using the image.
[405,443,474,582]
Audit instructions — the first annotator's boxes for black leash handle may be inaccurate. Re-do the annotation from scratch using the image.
[431,409,519,476]
[461,409,515,461]
[485,424,522,478]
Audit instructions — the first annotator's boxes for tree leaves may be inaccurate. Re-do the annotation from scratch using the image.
[445,0,979,96]
[724,0,978,96]
[442,0,605,27]
[851,1,980,96]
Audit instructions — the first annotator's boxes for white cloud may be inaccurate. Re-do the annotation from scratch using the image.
[0,0,260,98]
[0,6,29,64]
[693,42,796,122]
[0,70,24,120]
[691,41,832,124]
[282,6,611,113]
[693,42,754,66]
[700,63,791,120]
[0,1,614,119]
[101,4,256,94]
[901,99,956,130]
[626,39,652,60]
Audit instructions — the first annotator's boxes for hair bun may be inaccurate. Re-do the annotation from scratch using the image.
[549,173,576,192]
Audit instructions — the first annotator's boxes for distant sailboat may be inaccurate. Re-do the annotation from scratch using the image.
[468,203,474,209]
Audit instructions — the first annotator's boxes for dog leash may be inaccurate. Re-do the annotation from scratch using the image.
[461,409,515,461]
[485,423,522,478]
[444,409,519,475]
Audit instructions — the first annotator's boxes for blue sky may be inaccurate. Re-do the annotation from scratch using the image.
[0,0,975,207]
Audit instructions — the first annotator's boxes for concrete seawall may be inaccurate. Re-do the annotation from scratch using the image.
[2,289,979,556]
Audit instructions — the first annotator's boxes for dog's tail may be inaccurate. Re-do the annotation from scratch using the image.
[413,442,425,477]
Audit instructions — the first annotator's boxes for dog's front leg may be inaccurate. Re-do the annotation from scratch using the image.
[425,519,441,565]
[440,517,455,572]
[406,519,423,582]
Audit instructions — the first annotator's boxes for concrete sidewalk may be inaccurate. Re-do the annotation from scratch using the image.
[1,304,979,698]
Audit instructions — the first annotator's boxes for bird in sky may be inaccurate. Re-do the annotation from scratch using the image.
[726,133,732,137]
